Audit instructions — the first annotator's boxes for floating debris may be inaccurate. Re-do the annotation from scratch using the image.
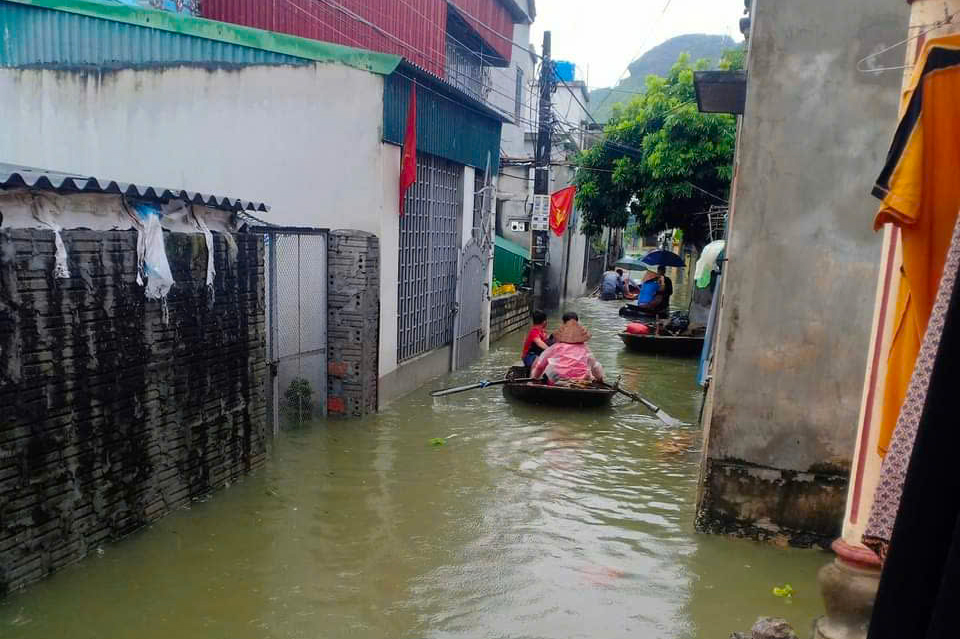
[772,584,795,598]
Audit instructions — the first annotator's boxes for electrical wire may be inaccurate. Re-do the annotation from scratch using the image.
[281,0,367,49]
[293,0,542,126]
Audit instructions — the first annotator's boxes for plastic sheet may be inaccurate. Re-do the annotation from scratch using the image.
[133,203,175,302]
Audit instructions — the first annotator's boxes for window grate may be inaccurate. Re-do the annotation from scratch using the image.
[398,153,464,362]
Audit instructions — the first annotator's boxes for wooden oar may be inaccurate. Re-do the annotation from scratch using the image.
[430,377,535,397]
[601,382,685,426]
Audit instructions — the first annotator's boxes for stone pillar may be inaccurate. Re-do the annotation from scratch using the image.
[816,3,960,636]
[327,230,380,417]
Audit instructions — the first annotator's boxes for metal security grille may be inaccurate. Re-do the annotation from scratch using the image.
[252,226,328,433]
[453,239,485,370]
[398,154,464,362]
[445,36,492,102]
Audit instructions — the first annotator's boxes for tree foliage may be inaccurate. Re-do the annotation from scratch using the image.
[574,51,741,247]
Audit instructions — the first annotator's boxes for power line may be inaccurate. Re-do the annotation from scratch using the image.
[549,118,730,204]
[446,1,541,61]
[294,0,542,127]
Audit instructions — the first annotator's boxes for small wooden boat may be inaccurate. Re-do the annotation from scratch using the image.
[502,366,616,408]
[618,332,705,357]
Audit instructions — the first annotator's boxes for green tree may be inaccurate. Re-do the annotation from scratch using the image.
[574,51,740,247]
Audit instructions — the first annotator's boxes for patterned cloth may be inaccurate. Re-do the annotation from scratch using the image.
[863,212,960,561]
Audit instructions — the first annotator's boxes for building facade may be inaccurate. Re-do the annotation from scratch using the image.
[492,45,598,311]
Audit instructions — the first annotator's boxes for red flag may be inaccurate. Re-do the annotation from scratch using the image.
[399,83,417,216]
[549,186,576,236]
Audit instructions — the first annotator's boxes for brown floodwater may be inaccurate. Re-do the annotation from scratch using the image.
[0,297,827,639]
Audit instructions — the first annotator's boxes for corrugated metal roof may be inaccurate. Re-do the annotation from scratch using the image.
[202,0,448,78]
[0,0,401,74]
[384,64,504,173]
[0,163,269,212]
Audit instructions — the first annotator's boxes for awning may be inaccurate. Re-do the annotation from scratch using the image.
[495,234,529,259]
[0,162,269,212]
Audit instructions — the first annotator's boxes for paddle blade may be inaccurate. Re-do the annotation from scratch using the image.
[655,409,686,428]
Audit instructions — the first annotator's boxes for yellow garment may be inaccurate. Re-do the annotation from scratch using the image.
[872,35,960,455]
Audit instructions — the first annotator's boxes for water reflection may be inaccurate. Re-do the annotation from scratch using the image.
[0,297,825,639]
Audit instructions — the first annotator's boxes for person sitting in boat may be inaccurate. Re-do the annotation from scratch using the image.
[521,310,551,368]
[530,320,605,385]
[599,269,623,301]
[622,274,641,300]
[633,265,672,315]
[629,266,661,308]
[546,311,579,342]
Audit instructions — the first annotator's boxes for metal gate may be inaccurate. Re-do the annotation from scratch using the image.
[398,154,464,362]
[453,239,485,370]
[252,226,328,433]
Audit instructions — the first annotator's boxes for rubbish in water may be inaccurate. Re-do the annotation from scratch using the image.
[429,438,446,447]
[772,584,795,598]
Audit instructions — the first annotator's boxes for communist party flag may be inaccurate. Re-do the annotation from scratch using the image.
[399,83,417,216]
[549,186,576,236]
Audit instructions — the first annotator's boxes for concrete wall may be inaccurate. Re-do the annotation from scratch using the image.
[489,22,537,158]
[0,227,265,593]
[0,64,385,234]
[490,291,533,343]
[696,0,910,546]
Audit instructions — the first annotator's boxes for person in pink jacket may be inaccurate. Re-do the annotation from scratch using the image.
[530,320,605,385]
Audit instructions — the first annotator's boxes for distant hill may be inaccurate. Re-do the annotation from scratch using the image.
[589,34,740,122]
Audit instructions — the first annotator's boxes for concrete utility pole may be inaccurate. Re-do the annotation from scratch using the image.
[531,30,554,310]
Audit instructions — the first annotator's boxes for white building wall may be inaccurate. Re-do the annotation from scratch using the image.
[0,64,385,234]
[379,143,402,382]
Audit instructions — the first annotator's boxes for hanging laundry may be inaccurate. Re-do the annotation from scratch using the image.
[871,34,960,455]
[865,212,960,639]
[863,213,960,561]
[695,240,725,289]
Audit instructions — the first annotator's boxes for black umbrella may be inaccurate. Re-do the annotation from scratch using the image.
[640,249,685,268]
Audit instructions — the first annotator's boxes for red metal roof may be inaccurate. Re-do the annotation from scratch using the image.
[200,0,516,77]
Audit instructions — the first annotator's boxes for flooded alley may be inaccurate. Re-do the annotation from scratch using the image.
[0,299,826,639]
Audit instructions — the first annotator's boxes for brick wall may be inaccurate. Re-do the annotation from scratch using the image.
[326,231,379,417]
[0,228,266,594]
[489,291,532,343]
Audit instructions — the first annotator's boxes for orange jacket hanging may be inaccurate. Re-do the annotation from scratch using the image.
[872,34,960,454]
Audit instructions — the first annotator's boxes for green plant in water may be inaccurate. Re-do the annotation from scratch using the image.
[285,377,314,416]
[429,438,446,447]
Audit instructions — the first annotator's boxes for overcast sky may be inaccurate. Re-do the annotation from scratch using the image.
[530,0,746,89]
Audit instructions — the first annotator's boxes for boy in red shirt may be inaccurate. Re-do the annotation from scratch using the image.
[521,310,550,368]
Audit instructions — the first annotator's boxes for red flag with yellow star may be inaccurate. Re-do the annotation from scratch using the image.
[549,186,576,236]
